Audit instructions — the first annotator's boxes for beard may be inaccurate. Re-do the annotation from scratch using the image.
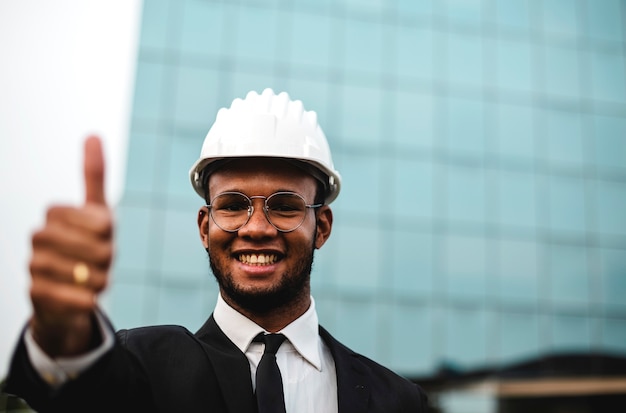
[208,242,315,315]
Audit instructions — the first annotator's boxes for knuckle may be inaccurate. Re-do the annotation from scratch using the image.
[29,252,50,275]
[31,228,47,246]
[45,205,66,222]
[86,205,113,235]
[94,243,114,266]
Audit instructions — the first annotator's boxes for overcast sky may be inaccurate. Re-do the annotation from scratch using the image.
[0,0,143,376]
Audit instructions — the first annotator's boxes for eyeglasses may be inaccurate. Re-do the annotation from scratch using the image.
[206,191,323,233]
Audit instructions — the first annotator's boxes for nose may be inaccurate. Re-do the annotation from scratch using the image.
[237,198,277,237]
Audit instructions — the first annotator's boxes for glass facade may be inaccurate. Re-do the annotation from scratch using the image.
[107,0,626,378]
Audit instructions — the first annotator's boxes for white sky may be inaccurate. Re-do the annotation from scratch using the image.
[0,0,143,376]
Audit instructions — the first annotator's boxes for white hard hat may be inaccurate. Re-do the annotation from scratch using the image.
[189,88,341,203]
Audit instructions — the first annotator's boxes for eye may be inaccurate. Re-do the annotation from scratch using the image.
[221,202,249,212]
[212,194,250,213]
[267,194,305,215]
[269,203,299,212]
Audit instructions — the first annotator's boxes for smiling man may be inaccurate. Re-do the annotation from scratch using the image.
[5,89,428,412]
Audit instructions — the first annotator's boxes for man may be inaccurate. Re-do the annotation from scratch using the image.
[5,89,428,412]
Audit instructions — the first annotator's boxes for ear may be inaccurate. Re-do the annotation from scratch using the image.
[314,206,333,249]
[198,206,209,249]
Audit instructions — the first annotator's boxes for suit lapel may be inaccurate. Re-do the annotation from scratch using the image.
[320,327,371,413]
[195,315,257,413]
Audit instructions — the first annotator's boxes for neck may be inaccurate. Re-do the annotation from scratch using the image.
[221,288,311,332]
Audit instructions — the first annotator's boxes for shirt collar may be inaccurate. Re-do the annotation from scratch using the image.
[213,293,323,371]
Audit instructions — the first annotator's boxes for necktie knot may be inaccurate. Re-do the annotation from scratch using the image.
[255,333,286,355]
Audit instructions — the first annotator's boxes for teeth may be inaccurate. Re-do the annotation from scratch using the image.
[238,253,278,265]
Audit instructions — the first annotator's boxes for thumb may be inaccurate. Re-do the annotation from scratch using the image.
[83,135,107,205]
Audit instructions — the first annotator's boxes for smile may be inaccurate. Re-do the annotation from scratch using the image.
[238,253,278,265]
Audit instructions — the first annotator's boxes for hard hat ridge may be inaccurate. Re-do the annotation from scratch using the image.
[189,88,341,204]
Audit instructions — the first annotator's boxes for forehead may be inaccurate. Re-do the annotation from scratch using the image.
[208,158,318,196]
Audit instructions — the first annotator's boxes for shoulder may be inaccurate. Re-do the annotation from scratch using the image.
[319,326,429,411]
[116,325,201,358]
[117,324,194,344]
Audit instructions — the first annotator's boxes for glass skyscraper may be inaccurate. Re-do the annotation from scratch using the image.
[107,0,626,381]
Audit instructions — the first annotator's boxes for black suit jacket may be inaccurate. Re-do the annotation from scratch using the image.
[5,315,428,412]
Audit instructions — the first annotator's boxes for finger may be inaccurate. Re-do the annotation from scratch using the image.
[30,250,109,293]
[30,277,97,315]
[84,135,106,205]
[33,220,114,268]
[45,205,113,238]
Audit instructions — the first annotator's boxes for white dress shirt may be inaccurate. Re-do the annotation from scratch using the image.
[25,295,338,413]
[213,294,338,412]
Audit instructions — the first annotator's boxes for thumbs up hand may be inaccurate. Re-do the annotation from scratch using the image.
[29,136,114,357]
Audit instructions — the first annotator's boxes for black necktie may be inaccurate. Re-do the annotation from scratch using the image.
[255,333,287,413]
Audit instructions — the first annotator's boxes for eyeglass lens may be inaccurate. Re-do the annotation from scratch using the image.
[209,192,309,232]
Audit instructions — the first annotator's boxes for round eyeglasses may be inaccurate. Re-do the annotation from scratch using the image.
[206,191,323,233]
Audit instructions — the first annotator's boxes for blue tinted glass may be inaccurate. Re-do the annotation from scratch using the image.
[334,153,380,215]
[335,299,378,358]
[495,103,534,160]
[343,0,387,14]
[234,6,277,61]
[388,304,434,373]
[544,109,585,166]
[166,135,203,201]
[179,0,226,56]
[344,19,383,76]
[289,12,332,67]
[292,0,332,12]
[132,60,166,121]
[310,233,336,289]
[497,170,536,229]
[494,0,530,30]
[498,239,539,304]
[602,318,626,353]
[393,158,433,220]
[229,71,279,102]
[447,98,485,156]
[548,175,587,233]
[124,132,161,194]
[396,26,433,80]
[496,38,532,91]
[584,0,623,41]
[114,205,152,276]
[106,280,151,329]
[139,0,172,50]
[396,0,434,16]
[593,115,626,172]
[447,165,486,223]
[157,284,208,328]
[285,77,330,127]
[394,91,434,148]
[544,45,581,98]
[447,33,483,86]
[542,0,579,36]
[590,51,626,103]
[548,244,590,305]
[390,230,433,297]
[595,181,626,235]
[599,247,626,311]
[160,209,208,281]
[498,311,540,361]
[174,65,221,127]
[440,0,485,25]
[444,307,489,368]
[334,223,381,292]
[551,314,591,351]
[443,234,487,299]
[340,84,382,145]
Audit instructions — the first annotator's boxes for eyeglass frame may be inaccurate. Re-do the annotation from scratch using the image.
[205,191,323,233]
